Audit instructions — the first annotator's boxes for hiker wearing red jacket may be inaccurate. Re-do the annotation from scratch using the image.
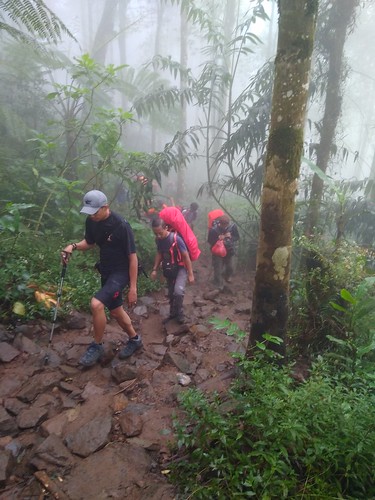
[208,214,240,290]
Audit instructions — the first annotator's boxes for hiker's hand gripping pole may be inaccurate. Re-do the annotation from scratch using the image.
[61,250,71,265]
[61,242,78,265]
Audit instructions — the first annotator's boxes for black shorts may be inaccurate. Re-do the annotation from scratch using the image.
[94,272,129,310]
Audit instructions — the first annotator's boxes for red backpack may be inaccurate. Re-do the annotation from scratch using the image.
[159,206,201,261]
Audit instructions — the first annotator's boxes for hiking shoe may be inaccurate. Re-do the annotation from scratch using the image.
[176,314,187,324]
[162,314,176,325]
[79,342,104,367]
[118,336,142,359]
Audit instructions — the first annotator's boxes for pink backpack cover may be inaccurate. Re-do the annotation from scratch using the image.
[159,206,201,261]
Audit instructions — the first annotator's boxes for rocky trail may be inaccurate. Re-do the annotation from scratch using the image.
[0,254,253,499]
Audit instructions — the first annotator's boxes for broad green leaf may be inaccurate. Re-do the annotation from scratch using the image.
[263,333,283,344]
[329,301,347,312]
[340,288,356,304]
[302,157,343,198]
[13,302,26,316]
[357,341,375,356]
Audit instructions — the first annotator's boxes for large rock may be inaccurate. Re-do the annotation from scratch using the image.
[61,442,153,499]
[64,311,88,330]
[190,324,210,339]
[133,305,148,317]
[13,334,41,354]
[119,412,143,437]
[16,371,62,403]
[30,434,76,471]
[3,398,28,416]
[111,362,138,384]
[16,406,48,429]
[0,449,14,486]
[81,381,104,401]
[0,406,18,437]
[0,326,13,342]
[164,351,194,374]
[0,342,20,363]
[40,408,80,438]
[63,398,112,457]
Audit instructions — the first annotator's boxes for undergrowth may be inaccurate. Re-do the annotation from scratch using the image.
[289,237,372,355]
[0,222,159,322]
[170,336,375,499]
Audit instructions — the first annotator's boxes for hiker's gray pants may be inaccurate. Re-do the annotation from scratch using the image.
[167,266,187,300]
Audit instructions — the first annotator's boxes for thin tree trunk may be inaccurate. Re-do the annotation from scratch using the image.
[64,110,79,180]
[248,0,318,359]
[305,0,360,236]
[177,7,188,200]
[151,1,165,152]
[208,0,238,183]
[367,150,375,202]
[118,0,130,111]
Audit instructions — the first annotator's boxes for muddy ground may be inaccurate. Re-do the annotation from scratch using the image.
[0,253,253,499]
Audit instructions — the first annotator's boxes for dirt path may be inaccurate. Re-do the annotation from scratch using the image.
[0,253,253,499]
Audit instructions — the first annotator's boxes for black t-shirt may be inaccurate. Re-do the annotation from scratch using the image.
[84,211,136,275]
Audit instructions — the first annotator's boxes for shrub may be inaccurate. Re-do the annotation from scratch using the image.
[289,237,370,355]
[0,220,160,322]
[170,343,375,498]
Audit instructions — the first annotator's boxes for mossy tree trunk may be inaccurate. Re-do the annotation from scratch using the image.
[247,0,318,358]
[305,0,360,236]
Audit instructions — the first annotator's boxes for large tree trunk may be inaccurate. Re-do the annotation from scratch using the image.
[247,0,318,358]
[305,0,359,235]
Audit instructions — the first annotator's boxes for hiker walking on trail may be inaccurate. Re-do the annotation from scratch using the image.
[61,190,142,367]
[150,217,194,324]
[207,214,240,290]
[182,202,199,230]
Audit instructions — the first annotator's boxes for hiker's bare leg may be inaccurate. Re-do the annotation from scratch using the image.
[91,297,107,343]
[110,306,137,339]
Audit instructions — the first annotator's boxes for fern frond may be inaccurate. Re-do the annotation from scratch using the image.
[0,0,75,42]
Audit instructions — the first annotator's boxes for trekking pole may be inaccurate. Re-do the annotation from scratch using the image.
[44,261,67,365]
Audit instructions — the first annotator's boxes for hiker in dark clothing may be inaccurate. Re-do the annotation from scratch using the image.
[207,214,240,290]
[61,190,142,367]
[182,202,199,230]
[150,217,194,324]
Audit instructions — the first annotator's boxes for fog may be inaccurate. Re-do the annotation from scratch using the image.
[1,0,375,220]
[42,0,375,182]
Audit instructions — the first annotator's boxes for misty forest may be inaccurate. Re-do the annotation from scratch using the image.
[0,0,375,498]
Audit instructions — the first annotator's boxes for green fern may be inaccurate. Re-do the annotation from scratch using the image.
[0,0,74,44]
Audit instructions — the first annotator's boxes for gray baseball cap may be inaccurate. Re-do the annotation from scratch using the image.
[80,190,108,215]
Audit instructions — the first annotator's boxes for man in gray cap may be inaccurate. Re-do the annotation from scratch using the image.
[61,189,142,367]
